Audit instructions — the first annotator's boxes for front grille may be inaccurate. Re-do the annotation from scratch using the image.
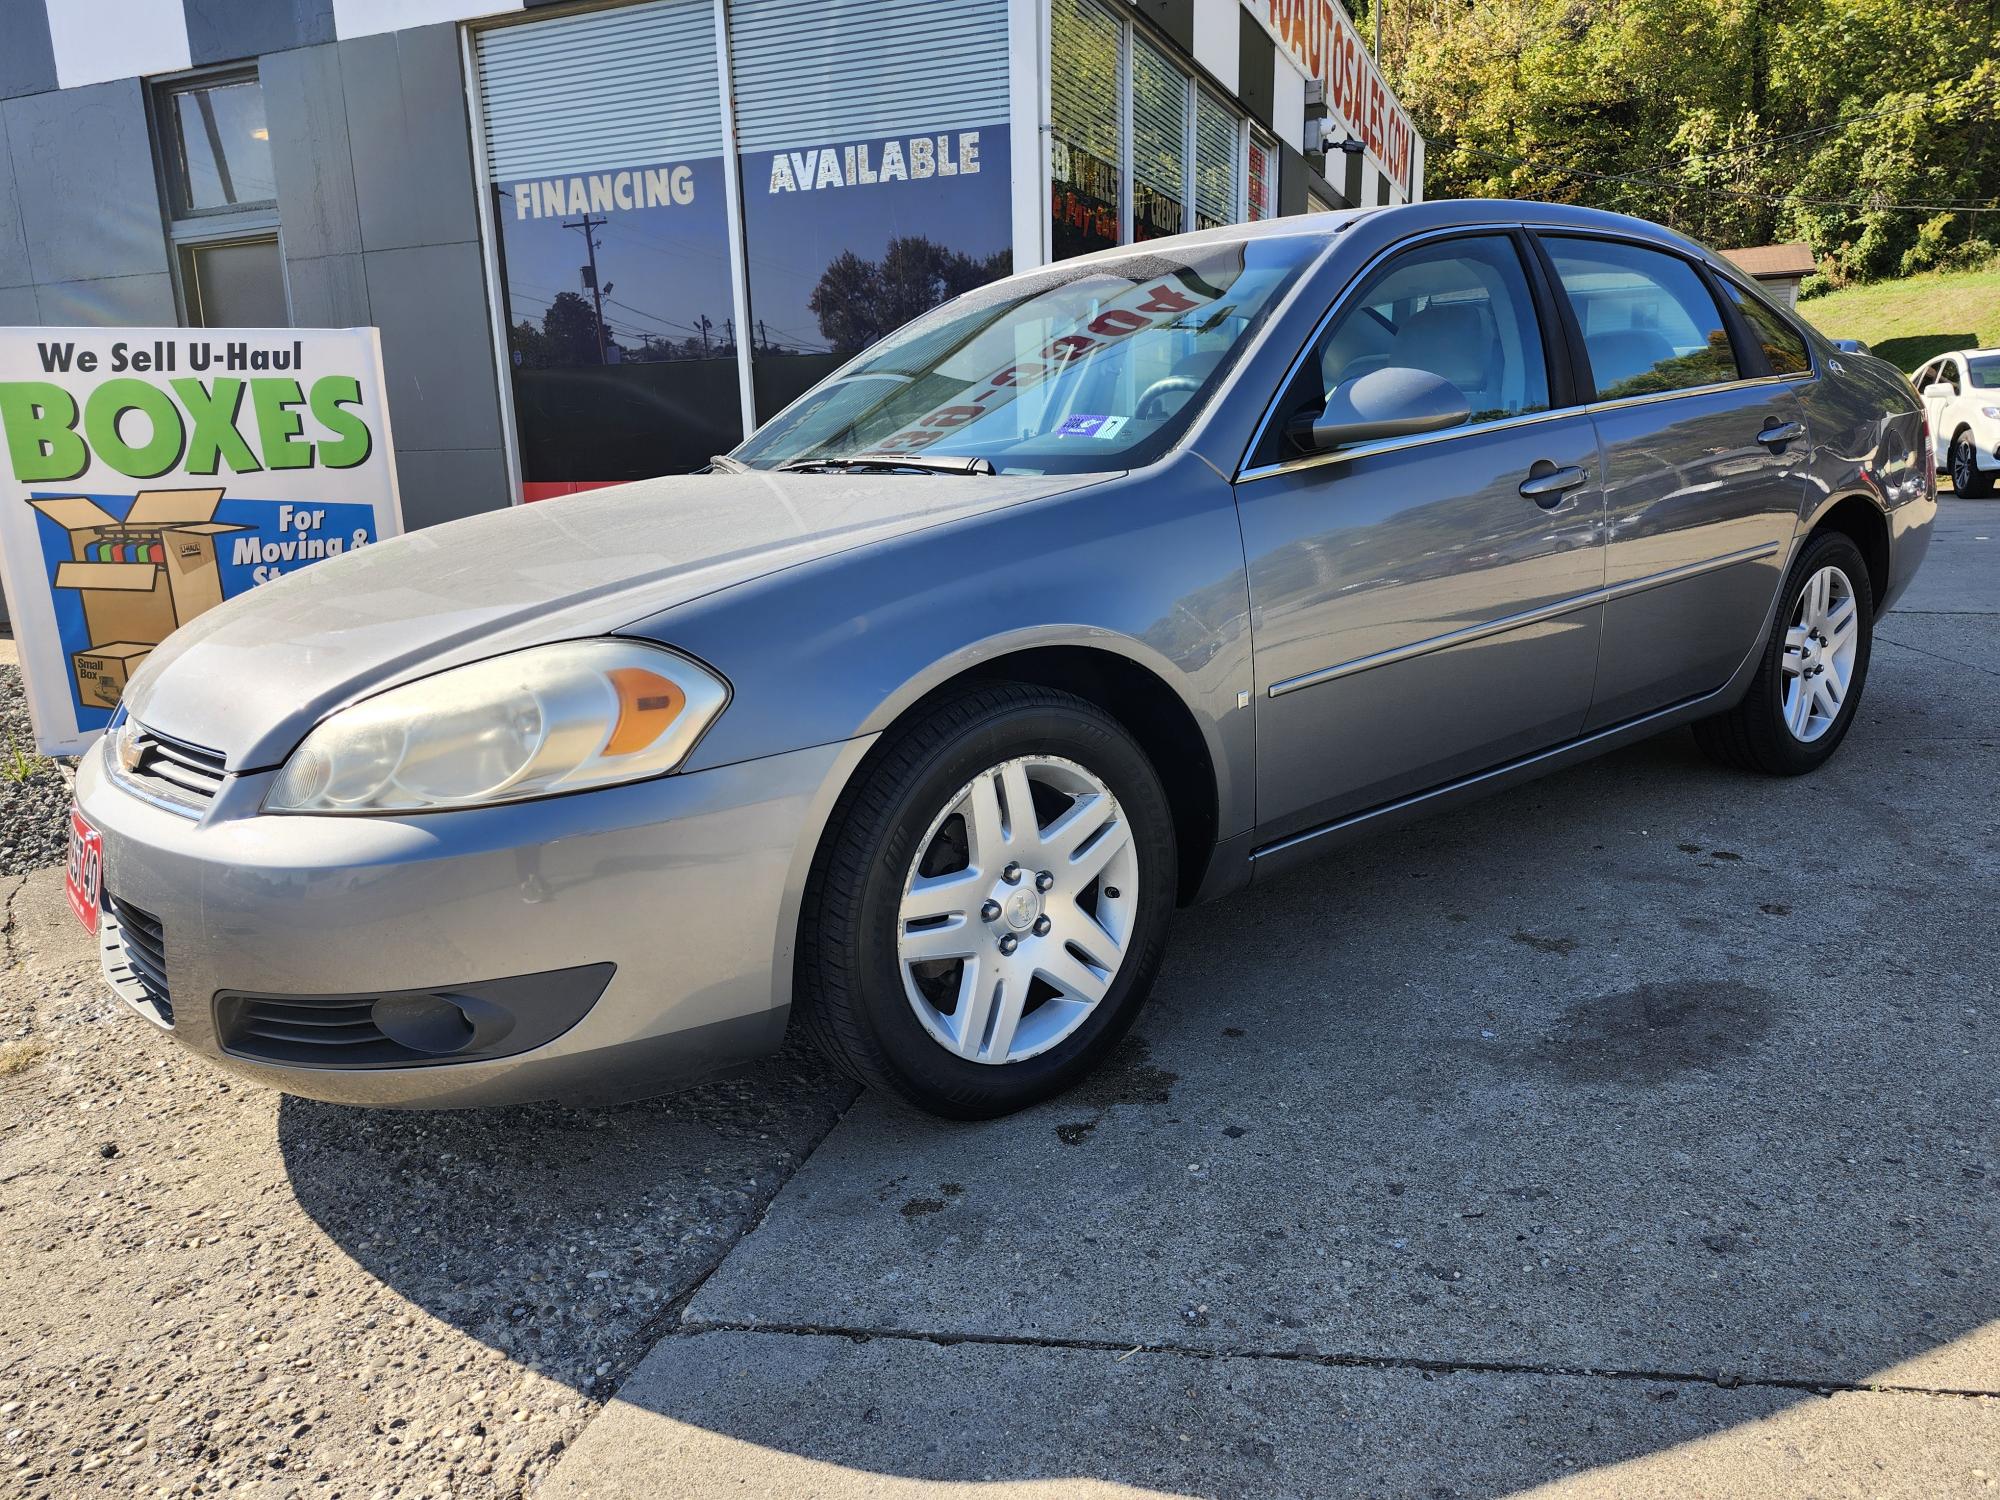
[113,727,227,814]
[103,893,173,1027]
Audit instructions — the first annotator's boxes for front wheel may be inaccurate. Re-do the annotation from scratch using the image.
[795,683,1178,1118]
[1951,430,1997,498]
[1693,531,1874,775]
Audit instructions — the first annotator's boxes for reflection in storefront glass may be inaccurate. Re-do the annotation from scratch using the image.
[1131,36,1189,242]
[493,158,743,493]
[737,129,1013,423]
[1050,0,1123,262]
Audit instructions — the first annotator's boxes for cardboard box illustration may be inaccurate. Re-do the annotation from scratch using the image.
[28,489,250,708]
[72,642,154,710]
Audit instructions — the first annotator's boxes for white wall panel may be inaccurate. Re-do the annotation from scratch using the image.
[336,0,522,42]
[1271,51,1305,152]
[1191,0,1238,92]
[47,0,190,89]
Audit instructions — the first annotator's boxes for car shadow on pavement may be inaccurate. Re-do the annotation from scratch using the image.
[278,625,2000,1494]
[275,1040,856,1400]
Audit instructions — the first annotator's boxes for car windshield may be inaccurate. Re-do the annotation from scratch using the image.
[1967,355,2000,389]
[730,234,1324,475]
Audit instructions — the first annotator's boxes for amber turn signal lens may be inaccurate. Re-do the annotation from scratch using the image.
[603,667,687,757]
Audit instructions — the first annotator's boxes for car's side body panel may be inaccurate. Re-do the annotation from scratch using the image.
[1581,381,1806,729]
[1236,412,1606,839]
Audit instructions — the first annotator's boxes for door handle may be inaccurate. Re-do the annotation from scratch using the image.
[1756,420,1806,447]
[1518,462,1587,507]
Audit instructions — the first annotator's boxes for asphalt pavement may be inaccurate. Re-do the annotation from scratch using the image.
[543,498,2000,1498]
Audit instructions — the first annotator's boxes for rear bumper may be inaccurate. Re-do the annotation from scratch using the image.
[75,732,871,1108]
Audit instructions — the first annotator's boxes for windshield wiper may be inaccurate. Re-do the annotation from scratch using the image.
[707,453,748,473]
[776,452,995,476]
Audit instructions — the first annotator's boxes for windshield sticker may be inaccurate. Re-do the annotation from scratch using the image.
[1057,414,1110,437]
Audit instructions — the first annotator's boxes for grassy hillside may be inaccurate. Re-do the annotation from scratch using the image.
[1796,267,2000,372]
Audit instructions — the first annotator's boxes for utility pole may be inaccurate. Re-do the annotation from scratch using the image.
[694,312,713,356]
[562,213,611,364]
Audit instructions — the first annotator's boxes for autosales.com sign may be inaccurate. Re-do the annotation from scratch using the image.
[0,327,403,755]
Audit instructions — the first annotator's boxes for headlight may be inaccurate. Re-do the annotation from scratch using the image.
[1981,406,2000,421]
[265,640,729,814]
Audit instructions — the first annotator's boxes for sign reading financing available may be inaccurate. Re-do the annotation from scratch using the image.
[0,328,402,755]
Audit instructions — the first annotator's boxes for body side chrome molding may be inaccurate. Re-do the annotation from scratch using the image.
[1265,541,1781,698]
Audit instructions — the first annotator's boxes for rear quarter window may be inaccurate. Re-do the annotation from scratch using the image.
[1716,276,1811,376]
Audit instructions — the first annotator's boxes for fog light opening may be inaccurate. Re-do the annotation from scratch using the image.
[370,994,478,1056]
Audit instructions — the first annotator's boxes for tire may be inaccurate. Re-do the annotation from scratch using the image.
[795,682,1178,1118]
[1951,429,1997,498]
[1693,530,1874,776]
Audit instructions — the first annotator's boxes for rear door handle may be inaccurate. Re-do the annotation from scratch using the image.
[1518,462,1588,506]
[1757,420,1806,447]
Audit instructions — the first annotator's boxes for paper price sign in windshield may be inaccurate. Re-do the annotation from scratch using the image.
[0,328,403,755]
[871,274,1225,455]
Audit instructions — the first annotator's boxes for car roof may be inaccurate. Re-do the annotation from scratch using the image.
[1001,198,1726,280]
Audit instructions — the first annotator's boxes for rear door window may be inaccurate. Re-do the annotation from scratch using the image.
[1541,236,1740,400]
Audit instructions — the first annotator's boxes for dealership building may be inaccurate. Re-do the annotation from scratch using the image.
[0,0,1424,526]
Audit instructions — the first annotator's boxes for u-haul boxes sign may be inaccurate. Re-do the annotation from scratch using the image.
[1243,0,1418,198]
[0,328,403,755]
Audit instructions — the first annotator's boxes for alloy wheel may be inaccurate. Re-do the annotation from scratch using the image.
[1780,564,1859,743]
[896,755,1138,1064]
[1954,436,1973,494]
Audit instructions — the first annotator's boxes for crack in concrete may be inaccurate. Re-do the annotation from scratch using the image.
[673,1316,2000,1404]
[1875,633,2000,679]
[0,874,26,972]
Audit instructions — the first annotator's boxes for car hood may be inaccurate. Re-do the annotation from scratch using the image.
[123,468,1095,769]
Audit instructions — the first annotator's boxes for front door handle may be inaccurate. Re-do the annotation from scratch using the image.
[1757,420,1806,447]
[1518,462,1588,507]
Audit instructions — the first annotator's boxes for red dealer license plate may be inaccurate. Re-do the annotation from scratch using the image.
[65,806,102,934]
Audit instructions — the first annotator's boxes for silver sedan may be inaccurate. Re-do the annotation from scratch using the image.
[74,200,1935,1117]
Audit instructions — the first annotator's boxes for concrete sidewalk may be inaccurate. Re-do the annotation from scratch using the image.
[545,502,2000,1498]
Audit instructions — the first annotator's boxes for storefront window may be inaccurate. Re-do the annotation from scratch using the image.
[1247,130,1279,221]
[730,0,1014,422]
[477,1,742,497]
[1193,91,1240,231]
[1049,0,1123,262]
[1130,36,1188,241]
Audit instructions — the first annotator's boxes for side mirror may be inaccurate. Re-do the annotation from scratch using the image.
[1290,366,1472,453]
[1921,383,1952,401]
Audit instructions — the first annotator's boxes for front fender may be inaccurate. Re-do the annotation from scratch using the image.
[632,455,1258,840]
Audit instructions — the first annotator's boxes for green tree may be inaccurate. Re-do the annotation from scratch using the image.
[1378,0,1998,283]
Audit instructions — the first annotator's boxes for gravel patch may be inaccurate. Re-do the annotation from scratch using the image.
[0,666,72,876]
[0,868,857,1498]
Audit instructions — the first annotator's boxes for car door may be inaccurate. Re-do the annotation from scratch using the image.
[1533,234,1815,730]
[1234,230,1607,842]
[1912,358,1953,467]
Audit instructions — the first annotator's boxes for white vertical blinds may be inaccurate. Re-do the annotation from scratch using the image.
[1194,90,1239,227]
[1050,0,1122,165]
[476,0,723,181]
[1129,34,1187,206]
[728,0,1010,152]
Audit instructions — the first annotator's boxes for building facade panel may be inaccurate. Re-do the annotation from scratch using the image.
[0,0,59,101]
[3,78,171,286]
[183,0,339,66]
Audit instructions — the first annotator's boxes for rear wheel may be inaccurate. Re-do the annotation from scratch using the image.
[795,683,1177,1118]
[1951,429,1996,497]
[1693,531,1873,775]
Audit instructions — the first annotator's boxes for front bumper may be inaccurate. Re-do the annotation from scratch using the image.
[75,733,869,1108]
